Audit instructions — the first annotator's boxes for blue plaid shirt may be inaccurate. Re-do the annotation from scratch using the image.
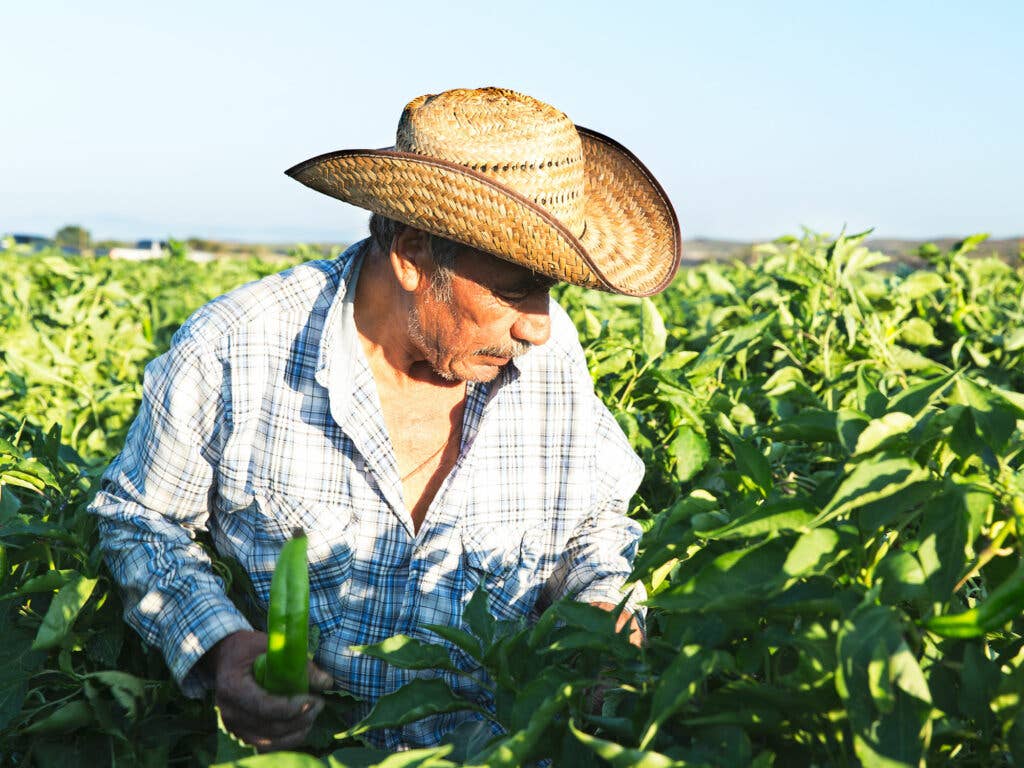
[89,241,645,749]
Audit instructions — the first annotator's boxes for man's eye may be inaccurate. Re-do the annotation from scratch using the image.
[499,291,530,302]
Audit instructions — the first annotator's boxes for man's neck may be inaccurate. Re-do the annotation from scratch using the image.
[353,244,461,393]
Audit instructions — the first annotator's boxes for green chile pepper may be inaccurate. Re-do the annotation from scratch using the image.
[927,564,1024,639]
[23,699,95,735]
[252,528,309,695]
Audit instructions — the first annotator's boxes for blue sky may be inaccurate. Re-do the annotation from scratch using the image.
[2,1,1021,243]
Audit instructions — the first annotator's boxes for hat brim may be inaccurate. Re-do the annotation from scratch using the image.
[284,127,681,297]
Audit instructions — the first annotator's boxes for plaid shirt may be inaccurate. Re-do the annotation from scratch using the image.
[89,241,645,750]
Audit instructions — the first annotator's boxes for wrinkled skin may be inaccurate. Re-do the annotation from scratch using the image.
[206,630,333,752]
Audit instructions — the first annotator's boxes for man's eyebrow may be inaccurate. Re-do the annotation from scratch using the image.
[490,271,558,294]
[523,272,558,291]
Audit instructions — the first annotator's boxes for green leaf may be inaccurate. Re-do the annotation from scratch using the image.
[640,298,667,361]
[693,497,814,540]
[326,746,456,768]
[463,588,494,647]
[0,611,46,730]
[6,568,78,598]
[887,373,953,417]
[898,318,940,347]
[836,604,932,767]
[31,573,98,651]
[915,489,969,603]
[471,683,573,767]
[669,426,710,483]
[890,345,946,373]
[724,433,773,495]
[569,719,683,767]
[857,367,888,417]
[639,645,726,749]
[853,412,916,456]
[22,699,95,735]
[83,670,148,720]
[811,454,930,528]
[214,704,258,763]
[0,485,22,519]
[659,349,698,371]
[211,753,327,768]
[423,624,483,663]
[952,233,989,255]
[591,348,634,380]
[836,408,871,454]
[351,634,456,671]
[649,539,789,612]
[875,551,929,604]
[783,528,841,578]
[335,678,484,740]
[956,376,1017,452]
[440,719,499,764]
[324,747,393,767]
[896,270,944,301]
[507,668,576,734]
[553,600,619,636]
[0,470,46,493]
[771,409,838,442]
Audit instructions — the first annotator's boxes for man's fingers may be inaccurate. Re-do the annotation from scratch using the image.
[235,724,313,753]
[308,662,334,692]
[218,678,324,728]
[211,630,327,751]
[250,690,323,725]
[220,695,323,742]
[222,669,320,722]
[252,728,316,753]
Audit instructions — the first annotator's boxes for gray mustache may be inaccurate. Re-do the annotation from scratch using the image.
[476,340,532,359]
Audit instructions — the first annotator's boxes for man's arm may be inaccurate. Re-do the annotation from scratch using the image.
[539,391,648,642]
[89,325,253,696]
[89,318,331,750]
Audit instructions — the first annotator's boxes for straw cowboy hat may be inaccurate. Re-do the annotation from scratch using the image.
[286,87,681,297]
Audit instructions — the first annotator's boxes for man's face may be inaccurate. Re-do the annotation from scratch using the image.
[408,248,555,383]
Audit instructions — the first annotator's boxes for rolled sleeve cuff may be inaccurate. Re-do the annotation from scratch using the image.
[162,593,253,699]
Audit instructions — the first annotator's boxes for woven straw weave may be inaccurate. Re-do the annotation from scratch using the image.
[287,88,680,296]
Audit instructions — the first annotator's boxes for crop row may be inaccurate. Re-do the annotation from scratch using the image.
[1,233,1023,766]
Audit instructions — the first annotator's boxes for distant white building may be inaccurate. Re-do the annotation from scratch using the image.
[109,241,166,261]
[108,240,216,262]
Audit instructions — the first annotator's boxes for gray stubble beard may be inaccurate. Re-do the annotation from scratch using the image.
[407,285,532,384]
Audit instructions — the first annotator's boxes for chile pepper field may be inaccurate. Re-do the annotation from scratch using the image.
[2,232,1024,767]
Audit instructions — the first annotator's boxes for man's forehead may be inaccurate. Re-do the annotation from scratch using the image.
[458,247,557,291]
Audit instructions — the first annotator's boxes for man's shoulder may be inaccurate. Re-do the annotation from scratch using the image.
[173,253,353,349]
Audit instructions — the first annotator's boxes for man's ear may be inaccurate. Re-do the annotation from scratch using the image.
[389,226,431,293]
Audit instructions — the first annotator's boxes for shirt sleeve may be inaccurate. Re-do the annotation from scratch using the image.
[539,390,648,624]
[87,320,251,698]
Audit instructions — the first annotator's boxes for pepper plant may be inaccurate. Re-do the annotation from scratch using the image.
[2,233,1024,767]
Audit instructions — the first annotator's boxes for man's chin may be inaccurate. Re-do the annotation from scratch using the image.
[437,358,507,384]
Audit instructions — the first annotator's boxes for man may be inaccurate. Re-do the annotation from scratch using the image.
[88,87,681,751]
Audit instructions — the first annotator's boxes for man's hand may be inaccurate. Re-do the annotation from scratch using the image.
[590,601,644,647]
[204,630,333,752]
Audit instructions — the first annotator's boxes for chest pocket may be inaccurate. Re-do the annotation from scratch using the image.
[249,492,357,611]
[460,520,548,622]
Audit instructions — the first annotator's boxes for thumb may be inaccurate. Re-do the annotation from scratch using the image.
[307,661,334,692]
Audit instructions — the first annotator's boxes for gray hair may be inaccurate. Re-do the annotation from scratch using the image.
[368,213,461,302]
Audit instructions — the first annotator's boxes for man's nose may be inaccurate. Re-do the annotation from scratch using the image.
[511,298,552,347]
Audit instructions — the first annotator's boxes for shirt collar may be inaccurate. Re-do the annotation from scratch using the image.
[313,239,368,415]
[313,237,534,406]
